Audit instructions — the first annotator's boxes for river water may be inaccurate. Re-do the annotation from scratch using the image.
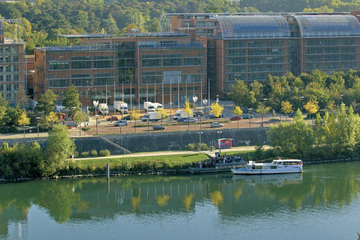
[1,161,360,240]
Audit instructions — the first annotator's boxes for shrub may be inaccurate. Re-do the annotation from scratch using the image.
[74,151,79,158]
[99,149,110,157]
[90,150,98,157]
[80,151,89,157]
[185,143,196,151]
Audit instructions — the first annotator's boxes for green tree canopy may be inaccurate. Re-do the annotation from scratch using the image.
[62,85,81,116]
[35,90,58,115]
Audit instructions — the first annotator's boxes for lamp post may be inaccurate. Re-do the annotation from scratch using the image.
[95,114,99,135]
[36,117,41,138]
[198,131,203,152]
[169,101,173,123]
[217,130,222,153]
[248,108,253,128]
[202,99,208,118]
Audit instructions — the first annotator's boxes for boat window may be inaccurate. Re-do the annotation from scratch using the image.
[270,166,277,169]
[255,166,263,169]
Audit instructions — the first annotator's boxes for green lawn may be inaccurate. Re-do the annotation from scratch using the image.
[63,153,211,175]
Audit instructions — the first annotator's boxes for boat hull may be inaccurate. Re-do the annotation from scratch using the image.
[231,168,302,175]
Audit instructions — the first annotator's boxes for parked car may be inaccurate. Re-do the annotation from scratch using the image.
[230,115,242,121]
[65,121,78,127]
[193,110,203,117]
[114,120,128,127]
[288,112,296,117]
[241,114,253,119]
[122,115,131,120]
[183,118,198,123]
[106,116,118,121]
[209,113,223,118]
[153,125,165,130]
[210,122,224,128]
[177,118,187,122]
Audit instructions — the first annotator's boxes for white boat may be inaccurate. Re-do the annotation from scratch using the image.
[231,159,303,175]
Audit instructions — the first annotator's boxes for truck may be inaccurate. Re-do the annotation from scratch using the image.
[141,112,161,122]
[173,110,193,120]
[153,102,163,110]
[114,101,128,114]
[144,102,155,112]
[98,103,109,115]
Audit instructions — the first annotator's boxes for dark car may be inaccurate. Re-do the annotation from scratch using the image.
[241,114,253,119]
[288,112,296,118]
[193,110,203,117]
[230,115,242,121]
[209,113,223,118]
[106,116,118,121]
[153,125,165,131]
[122,115,131,120]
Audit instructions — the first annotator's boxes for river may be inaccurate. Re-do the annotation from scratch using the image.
[1,161,360,240]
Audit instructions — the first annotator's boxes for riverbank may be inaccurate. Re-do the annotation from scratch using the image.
[1,146,360,183]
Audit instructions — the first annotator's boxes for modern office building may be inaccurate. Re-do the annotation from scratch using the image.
[0,18,25,106]
[161,12,360,97]
[34,12,360,105]
[34,33,206,109]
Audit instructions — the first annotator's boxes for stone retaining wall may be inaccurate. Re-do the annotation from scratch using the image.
[0,127,269,154]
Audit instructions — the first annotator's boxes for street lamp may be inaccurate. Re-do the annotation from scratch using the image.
[248,108,253,128]
[95,114,99,135]
[198,131,203,152]
[217,130,222,154]
[202,99,208,118]
[169,101,173,123]
[36,117,41,137]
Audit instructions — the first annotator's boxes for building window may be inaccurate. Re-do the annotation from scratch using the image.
[71,56,91,69]
[49,61,70,70]
[94,56,114,68]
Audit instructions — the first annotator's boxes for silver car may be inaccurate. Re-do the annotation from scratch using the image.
[114,120,128,127]
[210,122,223,128]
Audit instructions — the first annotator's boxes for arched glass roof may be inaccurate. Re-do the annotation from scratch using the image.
[295,15,360,37]
[216,16,290,39]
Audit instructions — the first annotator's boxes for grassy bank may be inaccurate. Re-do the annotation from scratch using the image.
[60,153,212,175]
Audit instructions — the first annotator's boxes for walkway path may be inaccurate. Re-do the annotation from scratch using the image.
[74,145,271,160]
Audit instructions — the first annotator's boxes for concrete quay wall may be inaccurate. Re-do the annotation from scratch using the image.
[0,128,269,154]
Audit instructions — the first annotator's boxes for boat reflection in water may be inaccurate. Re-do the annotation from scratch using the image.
[232,172,303,186]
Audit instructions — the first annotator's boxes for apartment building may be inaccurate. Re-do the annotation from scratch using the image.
[0,18,25,106]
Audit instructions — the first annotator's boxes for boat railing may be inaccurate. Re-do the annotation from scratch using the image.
[255,157,286,163]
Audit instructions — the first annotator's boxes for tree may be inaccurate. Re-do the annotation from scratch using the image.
[210,102,224,118]
[46,111,59,126]
[73,110,88,128]
[0,93,8,127]
[130,107,140,133]
[17,110,30,138]
[35,90,58,115]
[232,106,243,128]
[183,100,193,130]
[157,108,168,126]
[256,102,271,127]
[62,85,81,116]
[267,109,315,157]
[229,80,250,107]
[15,84,30,109]
[281,101,294,115]
[303,100,319,119]
[44,124,75,176]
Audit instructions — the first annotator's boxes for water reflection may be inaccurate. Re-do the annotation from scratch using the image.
[0,162,360,238]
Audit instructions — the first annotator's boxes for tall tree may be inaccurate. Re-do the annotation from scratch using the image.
[0,94,8,127]
[17,110,31,138]
[210,102,224,118]
[130,107,140,133]
[62,85,81,116]
[44,124,75,176]
[35,89,58,115]
[256,102,271,127]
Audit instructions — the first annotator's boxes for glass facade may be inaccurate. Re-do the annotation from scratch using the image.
[217,16,290,39]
